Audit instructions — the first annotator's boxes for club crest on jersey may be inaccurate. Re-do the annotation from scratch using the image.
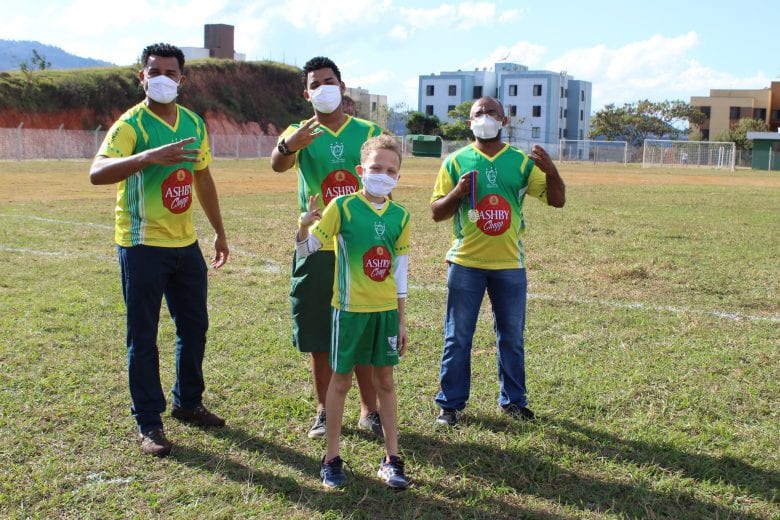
[363,245,392,282]
[485,165,498,187]
[374,220,386,239]
[330,141,344,163]
[161,167,193,214]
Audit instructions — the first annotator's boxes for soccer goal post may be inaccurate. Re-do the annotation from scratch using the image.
[558,139,628,164]
[642,139,736,172]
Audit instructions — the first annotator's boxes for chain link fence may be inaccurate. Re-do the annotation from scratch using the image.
[0,126,759,168]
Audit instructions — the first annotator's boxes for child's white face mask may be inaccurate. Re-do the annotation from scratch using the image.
[362,172,397,197]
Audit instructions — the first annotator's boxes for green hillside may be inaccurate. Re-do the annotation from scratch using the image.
[0,59,310,130]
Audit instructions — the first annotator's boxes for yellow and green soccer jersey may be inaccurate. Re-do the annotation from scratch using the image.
[280,115,380,251]
[431,143,548,269]
[311,192,411,312]
[98,102,212,247]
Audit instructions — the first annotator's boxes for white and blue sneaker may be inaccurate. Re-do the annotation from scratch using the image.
[320,455,346,489]
[377,455,409,490]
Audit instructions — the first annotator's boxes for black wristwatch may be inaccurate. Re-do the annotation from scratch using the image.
[277,138,296,156]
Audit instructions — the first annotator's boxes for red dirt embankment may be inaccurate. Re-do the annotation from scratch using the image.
[0,107,277,136]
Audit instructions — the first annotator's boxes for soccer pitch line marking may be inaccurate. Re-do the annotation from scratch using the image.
[0,214,112,230]
[410,284,780,324]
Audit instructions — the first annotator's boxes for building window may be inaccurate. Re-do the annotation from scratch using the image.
[754,108,767,120]
[729,106,740,120]
[579,130,583,139]
[581,90,585,101]
[425,105,434,115]
[509,105,517,117]
[533,84,542,96]
[564,109,568,118]
[473,85,482,98]
[580,110,584,121]
[371,101,377,113]
[565,88,568,97]
[560,86,564,98]
[563,129,568,138]
[426,85,434,96]
[509,85,518,96]
[702,129,710,140]
[699,106,711,118]
[532,105,541,117]
[448,84,457,96]
[559,128,562,139]
[559,107,563,118]
[532,127,540,139]
[447,105,455,113]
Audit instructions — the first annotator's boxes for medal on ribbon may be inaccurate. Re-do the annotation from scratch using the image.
[467,170,479,222]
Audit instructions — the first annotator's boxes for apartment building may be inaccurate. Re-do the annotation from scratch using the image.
[418,62,592,147]
[690,82,780,140]
[344,87,388,129]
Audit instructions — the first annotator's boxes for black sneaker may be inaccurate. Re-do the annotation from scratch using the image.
[357,410,384,439]
[171,404,225,427]
[139,427,172,457]
[308,410,326,439]
[501,404,536,422]
[320,455,346,488]
[377,455,409,490]
[435,408,460,427]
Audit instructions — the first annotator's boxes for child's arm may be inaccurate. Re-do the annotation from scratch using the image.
[394,254,409,356]
[295,194,323,258]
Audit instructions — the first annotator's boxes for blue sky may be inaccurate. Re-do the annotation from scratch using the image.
[5,0,777,112]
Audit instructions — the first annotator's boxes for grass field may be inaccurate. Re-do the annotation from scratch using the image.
[1,158,778,519]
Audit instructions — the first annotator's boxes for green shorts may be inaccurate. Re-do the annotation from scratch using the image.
[290,249,335,353]
[330,308,400,374]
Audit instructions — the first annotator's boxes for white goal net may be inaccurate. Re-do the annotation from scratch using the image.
[642,139,735,171]
[558,139,628,164]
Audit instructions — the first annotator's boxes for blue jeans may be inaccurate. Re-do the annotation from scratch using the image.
[435,263,528,411]
[117,242,209,432]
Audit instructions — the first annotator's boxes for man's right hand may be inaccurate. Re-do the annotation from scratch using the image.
[144,137,200,165]
[284,116,324,152]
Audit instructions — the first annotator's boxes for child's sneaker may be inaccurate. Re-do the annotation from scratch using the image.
[320,455,346,488]
[308,410,326,439]
[377,455,409,490]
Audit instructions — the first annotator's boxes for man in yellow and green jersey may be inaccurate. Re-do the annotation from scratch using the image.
[430,96,566,428]
[271,56,383,441]
[90,43,229,458]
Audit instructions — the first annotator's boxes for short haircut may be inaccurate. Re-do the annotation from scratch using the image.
[141,43,185,72]
[360,135,402,166]
[302,56,341,88]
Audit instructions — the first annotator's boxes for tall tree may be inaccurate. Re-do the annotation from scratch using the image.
[714,118,769,150]
[590,99,706,146]
[405,111,441,135]
[441,101,473,140]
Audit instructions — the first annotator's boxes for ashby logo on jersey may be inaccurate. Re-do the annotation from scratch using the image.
[161,168,193,214]
[321,169,359,205]
[363,245,392,282]
[475,194,511,236]
[330,141,344,163]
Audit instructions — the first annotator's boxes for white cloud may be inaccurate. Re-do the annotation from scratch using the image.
[389,25,409,40]
[480,41,547,69]
[399,2,521,34]
[275,0,392,35]
[348,70,394,89]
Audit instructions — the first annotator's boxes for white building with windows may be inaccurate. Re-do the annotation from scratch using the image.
[418,62,592,148]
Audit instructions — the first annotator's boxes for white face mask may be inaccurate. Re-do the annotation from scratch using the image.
[309,84,342,114]
[146,75,179,104]
[470,114,502,140]
[362,172,397,198]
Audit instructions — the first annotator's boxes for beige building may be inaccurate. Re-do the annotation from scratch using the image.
[691,82,780,140]
[344,87,388,129]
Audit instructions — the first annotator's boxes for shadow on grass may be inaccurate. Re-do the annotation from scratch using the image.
[411,412,770,519]
[550,417,780,504]
[169,424,547,519]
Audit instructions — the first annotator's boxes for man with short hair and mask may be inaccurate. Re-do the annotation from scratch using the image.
[430,96,566,428]
[90,43,229,457]
[271,56,384,441]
